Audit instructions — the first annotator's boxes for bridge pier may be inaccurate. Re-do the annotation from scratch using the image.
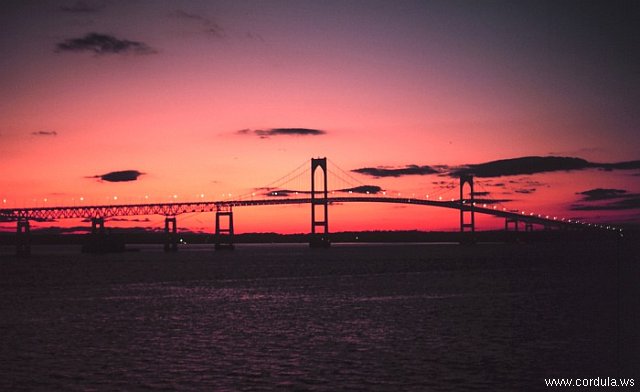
[16,218,31,257]
[82,217,124,253]
[505,217,520,242]
[459,175,476,245]
[164,216,178,252]
[524,222,534,233]
[310,157,330,248]
[215,206,234,250]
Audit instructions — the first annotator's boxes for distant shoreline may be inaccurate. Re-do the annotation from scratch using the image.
[0,229,626,246]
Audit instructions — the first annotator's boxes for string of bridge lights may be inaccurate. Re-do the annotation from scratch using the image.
[1,173,624,234]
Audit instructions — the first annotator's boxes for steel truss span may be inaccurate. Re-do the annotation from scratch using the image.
[0,196,595,230]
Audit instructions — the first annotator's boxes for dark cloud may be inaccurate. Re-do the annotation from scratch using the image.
[571,187,640,211]
[352,165,439,178]
[60,1,105,13]
[451,156,591,178]
[238,128,326,138]
[572,197,640,211]
[472,191,490,196]
[56,33,157,55]
[339,185,383,194]
[596,161,640,170]
[265,190,293,197]
[89,170,144,182]
[171,9,224,37]
[577,188,628,201]
[31,130,57,136]
[351,156,640,182]
[451,156,640,178]
[514,188,536,194]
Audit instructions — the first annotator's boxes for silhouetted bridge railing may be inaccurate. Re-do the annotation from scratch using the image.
[1,158,620,256]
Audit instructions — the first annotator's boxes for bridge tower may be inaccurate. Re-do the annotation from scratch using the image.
[16,217,31,257]
[310,157,330,248]
[164,216,178,252]
[459,175,476,244]
[215,205,234,250]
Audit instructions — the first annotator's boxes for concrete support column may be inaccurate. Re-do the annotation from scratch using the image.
[164,216,178,252]
[16,218,31,257]
[215,206,234,250]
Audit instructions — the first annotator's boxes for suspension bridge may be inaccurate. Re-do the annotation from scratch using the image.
[1,158,620,256]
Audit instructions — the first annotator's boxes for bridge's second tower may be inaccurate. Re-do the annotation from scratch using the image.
[459,175,476,244]
[310,157,330,248]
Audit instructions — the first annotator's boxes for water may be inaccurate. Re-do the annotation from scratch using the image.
[1,242,638,391]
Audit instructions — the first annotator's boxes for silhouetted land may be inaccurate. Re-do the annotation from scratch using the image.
[0,228,630,247]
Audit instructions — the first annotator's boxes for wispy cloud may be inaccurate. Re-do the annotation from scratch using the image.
[56,33,157,55]
[31,130,57,136]
[171,9,224,37]
[352,165,440,178]
[60,1,105,13]
[238,128,326,139]
[88,170,144,182]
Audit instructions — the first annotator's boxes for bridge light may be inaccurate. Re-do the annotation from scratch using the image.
[252,192,256,197]
[2,199,6,204]
[425,194,429,199]
[462,200,465,204]
[173,194,178,199]
[382,191,386,196]
[200,193,205,198]
[349,191,352,194]
[503,208,506,211]
[438,196,442,201]
[43,198,48,202]
[482,203,487,208]
[493,206,496,209]
[113,196,118,201]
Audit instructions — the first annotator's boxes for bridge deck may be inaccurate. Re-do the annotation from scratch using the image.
[0,196,600,230]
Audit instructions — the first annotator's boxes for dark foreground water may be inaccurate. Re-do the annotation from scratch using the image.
[0,241,638,391]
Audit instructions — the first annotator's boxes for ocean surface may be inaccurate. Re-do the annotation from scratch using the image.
[0,241,638,391]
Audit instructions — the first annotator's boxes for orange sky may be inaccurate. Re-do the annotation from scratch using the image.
[1,1,639,234]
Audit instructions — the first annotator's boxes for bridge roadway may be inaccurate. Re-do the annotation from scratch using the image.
[0,196,589,229]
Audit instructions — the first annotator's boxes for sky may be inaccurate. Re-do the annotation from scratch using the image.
[1,0,639,234]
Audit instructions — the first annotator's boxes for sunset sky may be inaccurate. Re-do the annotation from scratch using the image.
[1,0,639,234]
